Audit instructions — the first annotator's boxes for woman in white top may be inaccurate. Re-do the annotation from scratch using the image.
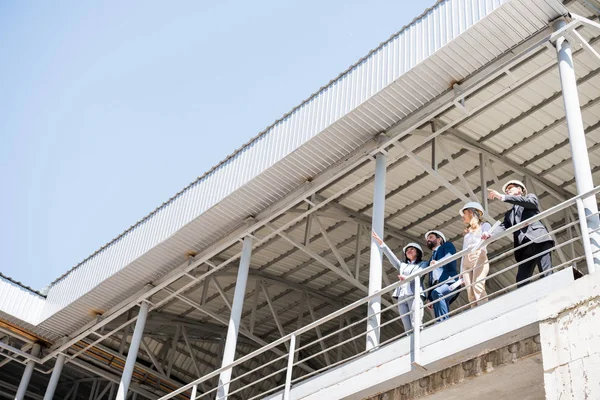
[372,230,426,333]
[459,202,492,308]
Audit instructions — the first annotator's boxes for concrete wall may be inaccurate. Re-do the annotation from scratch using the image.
[365,336,544,400]
[538,272,600,399]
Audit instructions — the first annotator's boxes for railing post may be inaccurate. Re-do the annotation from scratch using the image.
[553,18,600,272]
[283,334,296,400]
[367,152,386,350]
[411,276,422,368]
[190,384,198,400]
[577,198,596,274]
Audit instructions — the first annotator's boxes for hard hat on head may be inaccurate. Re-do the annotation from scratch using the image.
[502,180,527,194]
[459,201,485,216]
[424,230,446,243]
[402,242,423,255]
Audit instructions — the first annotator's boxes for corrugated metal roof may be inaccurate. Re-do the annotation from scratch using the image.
[0,275,57,341]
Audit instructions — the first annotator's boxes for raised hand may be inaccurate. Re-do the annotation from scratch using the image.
[487,188,503,200]
[371,229,384,246]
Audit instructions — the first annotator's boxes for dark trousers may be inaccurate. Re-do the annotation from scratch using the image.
[428,284,459,322]
[515,240,553,287]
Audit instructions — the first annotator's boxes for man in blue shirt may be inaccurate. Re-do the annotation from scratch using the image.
[425,230,459,322]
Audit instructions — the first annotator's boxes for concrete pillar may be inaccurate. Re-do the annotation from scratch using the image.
[43,353,66,400]
[553,19,600,273]
[217,235,253,399]
[15,343,41,400]
[116,301,149,400]
[367,152,386,350]
[538,271,600,399]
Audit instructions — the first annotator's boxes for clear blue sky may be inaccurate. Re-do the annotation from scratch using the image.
[0,1,434,290]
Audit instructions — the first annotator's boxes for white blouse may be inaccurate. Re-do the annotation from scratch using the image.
[462,222,492,252]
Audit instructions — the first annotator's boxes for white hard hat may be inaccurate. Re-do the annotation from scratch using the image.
[402,242,423,255]
[502,180,527,194]
[424,230,446,243]
[459,201,485,216]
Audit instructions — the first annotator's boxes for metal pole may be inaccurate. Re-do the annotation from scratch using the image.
[480,153,488,212]
[217,235,253,399]
[554,19,600,273]
[283,334,296,400]
[190,384,198,400]
[366,152,386,350]
[116,301,149,400]
[411,276,422,368]
[43,353,66,400]
[15,343,41,400]
[577,198,596,274]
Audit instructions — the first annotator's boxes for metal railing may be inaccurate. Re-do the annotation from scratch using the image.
[159,186,600,400]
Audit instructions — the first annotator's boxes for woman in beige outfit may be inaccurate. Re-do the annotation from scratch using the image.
[459,202,491,308]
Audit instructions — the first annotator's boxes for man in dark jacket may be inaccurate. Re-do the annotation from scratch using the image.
[425,230,459,321]
[486,180,553,287]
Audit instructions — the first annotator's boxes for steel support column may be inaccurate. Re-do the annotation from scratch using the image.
[116,301,149,400]
[217,235,253,399]
[15,343,41,400]
[480,153,489,212]
[366,152,386,350]
[43,353,66,400]
[554,19,600,273]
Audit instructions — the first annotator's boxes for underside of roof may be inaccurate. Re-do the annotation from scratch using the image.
[2,0,600,398]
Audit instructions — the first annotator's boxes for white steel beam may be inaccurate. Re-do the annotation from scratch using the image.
[261,282,289,350]
[399,142,497,223]
[249,278,260,335]
[217,236,252,399]
[271,227,396,314]
[354,224,363,280]
[166,324,181,378]
[272,228,363,290]
[15,343,41,400]
[305,294,332,366]
[317,196,422,245]
[303,194,316,246]
[314,216,353,277]
[554,18,600,272]
[437,137,478,200]
[43,353,66,400]
[162,286,301,365]
[486,157,501,185]
[211,276,233,312]
[141,339,165,375]
[95,382,112,400]
[295,292,305,363]
[181,327,210,393]
[69,358,157,399]
[572,29,600,63]
[366,152,386,351]
[116,301,149,400]
[118,310,133,355]
[443,124,574,202]
[480,153,489,212]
